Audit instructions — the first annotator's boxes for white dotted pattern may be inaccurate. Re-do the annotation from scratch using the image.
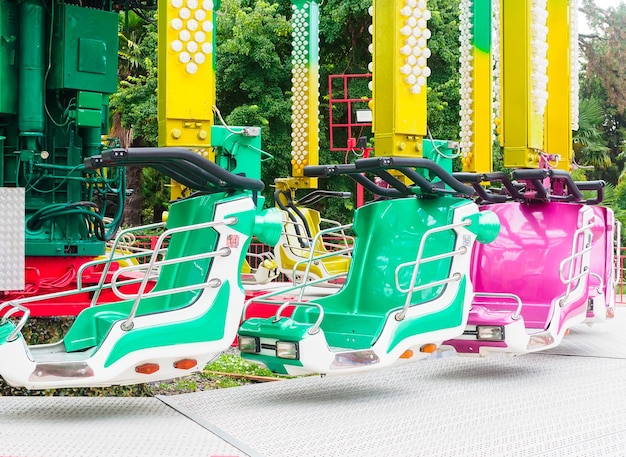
[290,3,318,172]
[492,0,501,142]
[169,0,214,75]
[531,0,549,116]
[570,0,580,131]
[459,0,474,157]
[398,0,431,95]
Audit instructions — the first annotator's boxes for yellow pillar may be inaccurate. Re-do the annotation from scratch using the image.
[460,0,493,173]
[157,0,216,151]
[544,0,573,171]
[372,0,429,158]
[501,0,548,168]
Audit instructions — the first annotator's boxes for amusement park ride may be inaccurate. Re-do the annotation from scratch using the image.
[0,0,620,388]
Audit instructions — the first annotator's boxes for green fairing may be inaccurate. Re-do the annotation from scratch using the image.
[242,196,469,352]
[472,0,492,54]
[104,283,231,367]
[387,276,467,352]
[0,321,17,343]
[64,192,255,353]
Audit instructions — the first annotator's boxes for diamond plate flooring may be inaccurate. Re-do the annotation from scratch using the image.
[1,312,626,457]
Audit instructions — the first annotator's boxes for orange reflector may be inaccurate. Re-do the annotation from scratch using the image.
[564,328,570,336]
[399,350,414,359]
[174,358,198,370]
[135,363,159,375]
[419,344,437,354]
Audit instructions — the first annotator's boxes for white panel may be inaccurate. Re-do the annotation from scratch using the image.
[0,187,24,290]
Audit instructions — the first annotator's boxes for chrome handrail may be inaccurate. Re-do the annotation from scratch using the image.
[293,223,354,288]
[119,217,237,331]
[472,292,523,320]
[0,301,30,342]
[559,222,594,305]
[87,221,166,306]
[393,220,472,321]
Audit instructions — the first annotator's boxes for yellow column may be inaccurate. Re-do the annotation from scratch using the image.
[501,0,548,168]
[372,0,429,158]
[460,0,493,173]
[158,0,215,152]
[544,0,572,171]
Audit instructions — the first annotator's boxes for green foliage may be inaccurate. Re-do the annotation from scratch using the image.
[578,1,626,185]
[205,353,274,377]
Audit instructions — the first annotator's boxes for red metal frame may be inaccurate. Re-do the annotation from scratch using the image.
[328,74,372,151]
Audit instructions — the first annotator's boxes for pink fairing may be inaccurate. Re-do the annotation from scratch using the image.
[444,201,593,355]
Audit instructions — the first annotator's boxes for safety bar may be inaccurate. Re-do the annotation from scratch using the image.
[86,221,167,305]
[354,157,475,195]
[574,180,605,205]
[511,169,550,201]
[120,216,238,331]
[558,222,594,305]
[87,147,265,192]
[0,302,31,342]
[393,220,472,321]
[472,292,523,320]
[305,158,475,197]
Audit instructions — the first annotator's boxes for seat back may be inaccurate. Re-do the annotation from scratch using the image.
[471,202,591,328]
[63,192,229,352]
[275,207,351,278]
[310,197,466,318]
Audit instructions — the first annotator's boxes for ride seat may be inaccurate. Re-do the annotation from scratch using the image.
[63,193,223,352]
[292,197,464,350]
[471,202,590,329]
[277,207,351,277]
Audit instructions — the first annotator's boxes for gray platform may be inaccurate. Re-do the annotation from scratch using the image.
[2,312,626,457]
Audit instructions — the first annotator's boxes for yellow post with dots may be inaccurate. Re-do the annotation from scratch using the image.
[288,0,319,190]
[372,0,429,158]
[501,0,547,168]
[460,0,493,173]
[158,0,216,153]
[544,0,573,171]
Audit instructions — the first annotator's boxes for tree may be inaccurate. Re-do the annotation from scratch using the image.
[110,12,168,225]
[578,0,626,184]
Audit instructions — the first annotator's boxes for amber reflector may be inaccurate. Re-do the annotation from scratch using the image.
[419,344,437,353]
[399,350,414,359]
[174,358,197,370]
[135,363,160,374]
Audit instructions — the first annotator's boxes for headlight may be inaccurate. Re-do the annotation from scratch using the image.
[476,325,505,341]
[238,336,260,353]
[276,341,299,359]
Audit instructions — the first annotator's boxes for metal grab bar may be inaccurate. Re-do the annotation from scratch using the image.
[588,273,604,293]
[559,222,594,305]
[394,220,472,321]
[282,219,354,255]
[120,217,238,331]
[0,302,30,342]
[87,221,167,306]
[472,292,523,320]
[255,299,324,335]
[295,223,354,285]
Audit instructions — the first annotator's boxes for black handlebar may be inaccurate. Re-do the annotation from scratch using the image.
[304,157,474,198]
[85,147,265,193]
